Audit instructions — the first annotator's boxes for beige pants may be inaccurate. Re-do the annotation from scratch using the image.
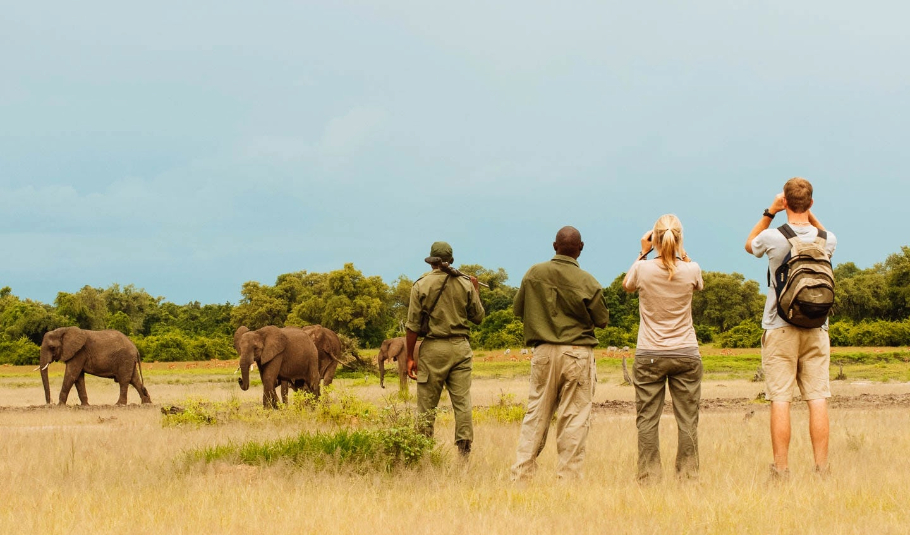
[511,344,595,480]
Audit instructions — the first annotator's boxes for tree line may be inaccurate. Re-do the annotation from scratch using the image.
[2,246,909,365]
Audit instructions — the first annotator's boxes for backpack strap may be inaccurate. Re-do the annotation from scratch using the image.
[814,229,828,249]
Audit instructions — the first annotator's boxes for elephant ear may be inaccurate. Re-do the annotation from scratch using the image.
[259,326,287,365]
[60,327,87,362]
[233,326,250,354]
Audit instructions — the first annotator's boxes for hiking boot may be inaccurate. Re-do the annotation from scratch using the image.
[455,439,472,458]
[769,464,790,482]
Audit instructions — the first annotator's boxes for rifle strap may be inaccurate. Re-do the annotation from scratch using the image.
[426,274,451,319]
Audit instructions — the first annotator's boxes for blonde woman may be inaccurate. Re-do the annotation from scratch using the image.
[622,214,704,482]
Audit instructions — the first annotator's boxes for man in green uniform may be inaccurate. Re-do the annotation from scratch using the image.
[511,226,610,480]
[406,241,485,456]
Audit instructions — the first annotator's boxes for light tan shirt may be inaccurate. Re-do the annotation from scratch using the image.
[623,259,703,353]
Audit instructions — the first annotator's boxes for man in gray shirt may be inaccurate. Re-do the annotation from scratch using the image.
[745,177,836,479]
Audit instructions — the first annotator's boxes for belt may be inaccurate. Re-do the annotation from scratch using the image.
[425,335,468,341]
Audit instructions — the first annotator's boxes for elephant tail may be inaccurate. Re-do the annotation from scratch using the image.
[136,358,146,387]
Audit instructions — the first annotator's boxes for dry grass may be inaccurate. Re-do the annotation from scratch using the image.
[2,363,910,534]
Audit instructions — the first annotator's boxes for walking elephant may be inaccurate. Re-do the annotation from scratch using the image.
[39,327,151,406]
[377,336,420,392]
[234,325,320,408]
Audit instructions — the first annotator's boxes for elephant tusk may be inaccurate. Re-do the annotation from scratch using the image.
[40,363,50,371]
[33,366,40,371]
[233,366,240,375]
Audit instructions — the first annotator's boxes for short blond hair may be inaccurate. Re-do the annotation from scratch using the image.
[652,214,683,280]
[784,177,813,213]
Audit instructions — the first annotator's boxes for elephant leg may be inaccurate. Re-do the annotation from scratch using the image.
[117,379,130,405]
[130,372,152,404]
[281,381,289,405]
[261,367,280,409]
[75,372,90,406]
[59,367,79,405]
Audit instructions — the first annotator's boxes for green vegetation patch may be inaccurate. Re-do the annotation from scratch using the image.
[473,392,526,424]
[187,418,438,472]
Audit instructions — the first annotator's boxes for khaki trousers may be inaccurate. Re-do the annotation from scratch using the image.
[511,344,595,480]
[416,337,473,443]
[633,356,703,481]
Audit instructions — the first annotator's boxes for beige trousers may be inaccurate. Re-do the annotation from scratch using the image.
[511,344,595,480]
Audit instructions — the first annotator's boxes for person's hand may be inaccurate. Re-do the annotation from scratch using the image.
[469,275,480,292]
[769,192,786,215]
[640,231,653,256]
[407,355,417,380]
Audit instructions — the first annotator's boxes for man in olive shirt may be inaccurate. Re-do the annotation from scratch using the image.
[406,241,485,456]
[511,226,610,480]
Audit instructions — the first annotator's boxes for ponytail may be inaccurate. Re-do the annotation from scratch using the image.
[652,215,684,280]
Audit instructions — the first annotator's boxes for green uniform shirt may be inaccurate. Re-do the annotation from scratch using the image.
[406,270,485,338]
[514,254,609,347]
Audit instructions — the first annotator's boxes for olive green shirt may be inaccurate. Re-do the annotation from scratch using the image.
[406,270,485,338]
[514,255,610,347]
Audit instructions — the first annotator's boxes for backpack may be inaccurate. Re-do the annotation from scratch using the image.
[770,225,835,329]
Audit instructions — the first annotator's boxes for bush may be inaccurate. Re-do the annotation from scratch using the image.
[188,411,438,472]
[694,324,716,344]
[595,326,637,348]
[717,319,763,348]
[0,336,40,365]
[134,332,235,362]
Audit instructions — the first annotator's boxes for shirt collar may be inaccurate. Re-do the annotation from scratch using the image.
[551,254,579,267]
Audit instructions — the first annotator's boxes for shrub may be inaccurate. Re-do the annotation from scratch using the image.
[717,319,763,348]
[474,392,526,424]
[187,412,438,472]
[134,332,235,362]
[0,336,40,365]
[595,326,637,348]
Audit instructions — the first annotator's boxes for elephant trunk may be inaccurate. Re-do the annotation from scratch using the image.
[39,346,52,404]
[238,353,252,391]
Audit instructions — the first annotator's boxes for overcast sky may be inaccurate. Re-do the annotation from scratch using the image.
[2,1,907,304]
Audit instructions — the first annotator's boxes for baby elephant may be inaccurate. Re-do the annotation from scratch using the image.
[39,327,151,406]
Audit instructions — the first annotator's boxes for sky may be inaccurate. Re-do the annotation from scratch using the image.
[2,1,908,305]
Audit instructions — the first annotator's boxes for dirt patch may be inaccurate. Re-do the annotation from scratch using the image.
[594,393,910,414]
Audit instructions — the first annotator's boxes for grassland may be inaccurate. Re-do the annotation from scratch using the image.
[2,347,910,534]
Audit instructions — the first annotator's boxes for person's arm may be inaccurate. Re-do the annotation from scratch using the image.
[467,276,485,325]
[623,231,650,292]
[807,210,826,231]
[406,329,419,380]
[588,288,610,329]
[513,279,526,320]
[745,193,786,254]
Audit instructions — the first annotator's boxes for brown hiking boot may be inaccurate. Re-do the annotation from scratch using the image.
[455,439,472,458]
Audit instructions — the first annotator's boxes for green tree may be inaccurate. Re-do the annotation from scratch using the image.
[601,273,639,330]
[107,311,133,335]
[457,264,517,314]
[286,264,393,346]
[691,272,764,332]
[885,246,910,319]
[55,286,109,330]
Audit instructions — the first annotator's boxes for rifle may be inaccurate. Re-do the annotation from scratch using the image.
[424,257,490,288]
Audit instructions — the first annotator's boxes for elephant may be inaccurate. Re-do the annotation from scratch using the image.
[39,327,152,406]
[234,325,321,408]
[377,336,421,392]
[300,324,343,386]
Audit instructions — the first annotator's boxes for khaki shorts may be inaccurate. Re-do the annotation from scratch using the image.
[761,326,831,402]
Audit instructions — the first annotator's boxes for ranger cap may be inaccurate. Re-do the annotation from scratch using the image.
[425,241,454,264]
